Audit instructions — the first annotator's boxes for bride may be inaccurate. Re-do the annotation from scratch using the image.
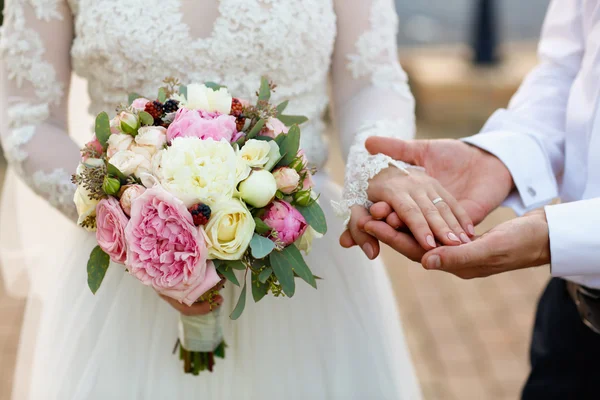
[0,0,422,398]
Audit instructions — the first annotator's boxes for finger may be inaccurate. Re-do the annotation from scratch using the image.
[370,202,393,220]
[429,191,471,244]
[365,137,423,165]
[357,213,373,232]
[364,220,425,262]
[390,195,436,250]
[421,237,495,276]
[412,193,461,245]
[436,185,476,236]
[340,229,356,248]
[349,206,380,260]
[160,295,223,316]
[385,212,405,230]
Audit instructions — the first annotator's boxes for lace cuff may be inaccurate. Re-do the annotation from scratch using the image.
[332,120,423,226]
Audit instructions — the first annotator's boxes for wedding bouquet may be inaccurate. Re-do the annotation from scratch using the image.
[72,77,327,375]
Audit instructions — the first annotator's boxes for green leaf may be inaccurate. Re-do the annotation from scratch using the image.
[282,244,317,289]
[205,82,226,91]
[87,246,110,294]
[258,76,271,102]
[296,201,327,234]
[230,279,247,320]
[214,341,226,358]
[254,217,272,235]
[94,112,111,148]
[258,267,273,283]
[269,250,296,297]
[228,260,247,270]
[246,119,266,140]
[274,133,287,147]
[128,92,143,105]
[278,115,308,127]
[276,100,289,116]
[216,263,240,286]
[106,162,128,183]
[253,135,274,142]
[277,125,301,166]
[139,111,154,126]
[157,87,167,103]
[252,273,269,303]
[178,85,187,98]
[249,233,275,259]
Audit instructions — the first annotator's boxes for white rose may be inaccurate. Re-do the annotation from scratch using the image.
[205,198,256,260]
[108,150,150,178]
[264,141,281,171]
[238,139,272,168]
[238,169,277,208]
[135,126,167,155]
[157,137,237,207]
[235,154,251,184]
[107,133,133,158]
[294,226,323,255]
[176,83,232,114]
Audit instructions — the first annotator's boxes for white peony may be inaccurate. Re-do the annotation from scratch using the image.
[205,198,256,260]
[174,83,232,114]
[157,137,237,207]
[108,150,151,178]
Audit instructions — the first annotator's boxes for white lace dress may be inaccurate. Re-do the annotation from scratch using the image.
[0,0,421,399]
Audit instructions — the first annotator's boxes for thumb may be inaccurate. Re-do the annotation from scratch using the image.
[365,137,424,165]
[421,236,493,272]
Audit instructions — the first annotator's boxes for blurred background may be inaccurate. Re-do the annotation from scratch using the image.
[0,1,551,399]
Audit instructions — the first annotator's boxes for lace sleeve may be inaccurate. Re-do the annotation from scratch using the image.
[331,0,419,225]
[0,0,80,221]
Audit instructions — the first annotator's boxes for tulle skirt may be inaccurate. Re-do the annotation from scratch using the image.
[1,170,422,400]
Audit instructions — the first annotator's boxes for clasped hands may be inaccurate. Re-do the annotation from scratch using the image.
[340,137,552,279]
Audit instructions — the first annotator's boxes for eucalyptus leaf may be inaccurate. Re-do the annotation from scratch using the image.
[216,264,240,286]
[276,100,289,116]
[247,119,266,139]
[106,162,128,183]
[178,85,187,98]
[281,245,316,289]
[205,82,226,91]
[258,76,271,102]
[254,135,274,142]
[277,125,300,166]
[254,217,272,235]
[157,87,167,103]
[228,260,247,270]
[94,112,111,148]
[128,92,143,105]
[139,111,154,126]
[252,275,269,303]
[296,201,327,234]
[274,133,287,147]
[87,246,110,294]
[258,267,273,283]
[214,341,226,359]
[230,279,247,320]
[269,250,296,297]
[278,114,308,127]
[249,234,275,259]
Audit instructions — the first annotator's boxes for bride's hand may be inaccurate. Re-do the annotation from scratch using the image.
[160,278,226,316]
[367,166,474,249]
[340,205,381,260]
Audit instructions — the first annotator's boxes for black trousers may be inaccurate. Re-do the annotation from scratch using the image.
[522,278,600,399]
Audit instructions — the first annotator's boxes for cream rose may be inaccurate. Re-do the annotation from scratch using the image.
[157,137,237,207]
[134,126,167,155]
[108,150,151,178]
[238,139,272,168]
[235,153,252,184]
[294,225,323,255]
[205,198,256,260]
[238,169,277,208]
[107,133,134,158]
[175,83,232,114]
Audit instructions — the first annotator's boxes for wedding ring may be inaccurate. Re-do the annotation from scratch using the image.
[432,197,444,205]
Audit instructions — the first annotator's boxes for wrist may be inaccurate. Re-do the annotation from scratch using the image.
[527,209,551,267]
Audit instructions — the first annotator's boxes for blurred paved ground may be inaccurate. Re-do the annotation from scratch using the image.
[0,48,549,399]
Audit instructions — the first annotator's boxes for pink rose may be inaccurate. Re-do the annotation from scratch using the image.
[301,170,315,190]
[131,97,150,111]
[119,184,146,216]
[261,117,289,138]
[166,108,237,143]
[272,167,300,194]
[82,135,104,161]
[96,197,129,263]
[124,185,220,305]
[262,200,308,246]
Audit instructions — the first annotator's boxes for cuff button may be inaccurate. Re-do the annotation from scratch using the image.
[527,187,537,197]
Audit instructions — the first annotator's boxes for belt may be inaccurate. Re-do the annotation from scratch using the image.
[566,281,600,334]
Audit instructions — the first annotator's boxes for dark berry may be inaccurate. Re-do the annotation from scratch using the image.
[231,98,243,117]
[144,101,163,120]
[235,117,246,132]
[189,203,211,226]
[163,99,179,113]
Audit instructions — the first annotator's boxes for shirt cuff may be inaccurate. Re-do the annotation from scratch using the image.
[462,130,558,215]
[545,199,600,277]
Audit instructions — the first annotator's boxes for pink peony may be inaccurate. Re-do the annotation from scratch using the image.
[124,185,220,306]
[166,108,237,143]
[82,135,104,161]
[262,200,308,246]
[131,97,150,111]
[96,197,129,263]
[261,117,289,138]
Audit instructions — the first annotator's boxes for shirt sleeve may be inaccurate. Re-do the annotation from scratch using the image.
[330,0,418,225]
[0,0,80,221]
[462,0,584,216]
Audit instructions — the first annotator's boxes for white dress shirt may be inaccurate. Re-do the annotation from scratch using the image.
[464,0,600,288]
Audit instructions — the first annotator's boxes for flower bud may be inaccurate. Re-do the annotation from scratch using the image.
[293,189,313,206]
[119,184,146,216]
[103,176,121,196]
[238,169,277,208]
[264,141,282,171]
[272,167,300,194]
[118,111,140,135]
[289,149,308,172]
[262,201,307,246]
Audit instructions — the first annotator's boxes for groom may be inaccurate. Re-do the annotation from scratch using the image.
[353,1,600,398]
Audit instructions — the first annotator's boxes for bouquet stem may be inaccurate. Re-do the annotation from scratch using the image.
[178,340,226,375]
